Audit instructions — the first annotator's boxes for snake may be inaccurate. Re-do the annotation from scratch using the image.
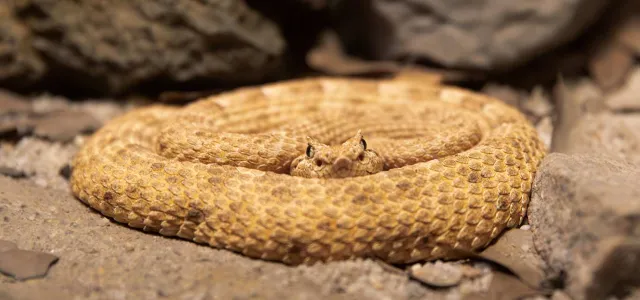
[69,77,546,265]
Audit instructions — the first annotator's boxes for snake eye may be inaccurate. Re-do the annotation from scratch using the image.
[306,144,314,158]
[360,138,367,150]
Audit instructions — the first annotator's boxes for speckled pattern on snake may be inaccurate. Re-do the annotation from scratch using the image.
[70,77,547,265]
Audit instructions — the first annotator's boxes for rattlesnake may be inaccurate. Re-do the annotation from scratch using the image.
[70,77,546,265]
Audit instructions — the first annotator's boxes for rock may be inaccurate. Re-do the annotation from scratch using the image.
[607,68,640,112]
[521,87,553,119]
[0,90,31,115]
[587,42,635,92]
[608,0,640,57]
[0,247,58,280]
[58,164,72,179]
[330,0,609,71]
[0,4,46,89]
[551,290,573,300]
[528,153,640,300]
[0,0,286,95]
[549,77,640,159]
[0,166,26,178]
[409,261,465,288]
[618,16,640,55]
[556,112,640,165]
[30,109,101,142]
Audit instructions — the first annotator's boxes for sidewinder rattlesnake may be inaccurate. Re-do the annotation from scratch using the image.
[70,77,546,265]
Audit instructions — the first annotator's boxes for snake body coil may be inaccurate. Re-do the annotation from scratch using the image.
[70,77,546,265]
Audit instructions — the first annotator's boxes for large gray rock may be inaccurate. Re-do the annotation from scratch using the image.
[529,153,640,300]
[0,0,286,95]
[0,3,45,89]
[330,0,609,71]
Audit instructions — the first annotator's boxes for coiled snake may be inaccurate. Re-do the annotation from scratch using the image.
[70,77,546,265]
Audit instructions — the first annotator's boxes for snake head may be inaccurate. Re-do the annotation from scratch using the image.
[290,130,384,178]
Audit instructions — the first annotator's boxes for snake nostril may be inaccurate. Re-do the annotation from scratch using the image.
[315,159,323,167]
[357,153,365,161]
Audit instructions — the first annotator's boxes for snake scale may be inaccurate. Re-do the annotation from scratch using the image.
[70,77,546,265]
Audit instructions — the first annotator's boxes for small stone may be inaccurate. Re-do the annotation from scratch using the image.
[0,90,31,115]
[520,225,531,231]
[607,68,640,112]
[58,164,72,179]
[0,165,26,178]
[409,261,464,287]
[521,86,553,118]
[0,248,59,280]
[588,42,635,91]
[124,243,136,252]
[31,109,102,142]
[551,290,573,300]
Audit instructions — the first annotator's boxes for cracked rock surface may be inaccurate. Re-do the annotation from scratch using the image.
[329,0,609,70]
[0,0,286,95]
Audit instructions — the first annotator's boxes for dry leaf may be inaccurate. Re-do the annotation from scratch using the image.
[462,271,545,300]
[550,77,588,153]
[475,229,547,289]
[306,30,471,84]
[306,30,401,76]
[421,232,549,292]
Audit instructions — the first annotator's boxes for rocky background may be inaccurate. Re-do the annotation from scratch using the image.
[1,0,640,299]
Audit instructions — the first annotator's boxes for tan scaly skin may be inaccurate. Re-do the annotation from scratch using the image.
[70,77,547,265]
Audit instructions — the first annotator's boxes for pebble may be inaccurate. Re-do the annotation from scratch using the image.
[409,261,464,287]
